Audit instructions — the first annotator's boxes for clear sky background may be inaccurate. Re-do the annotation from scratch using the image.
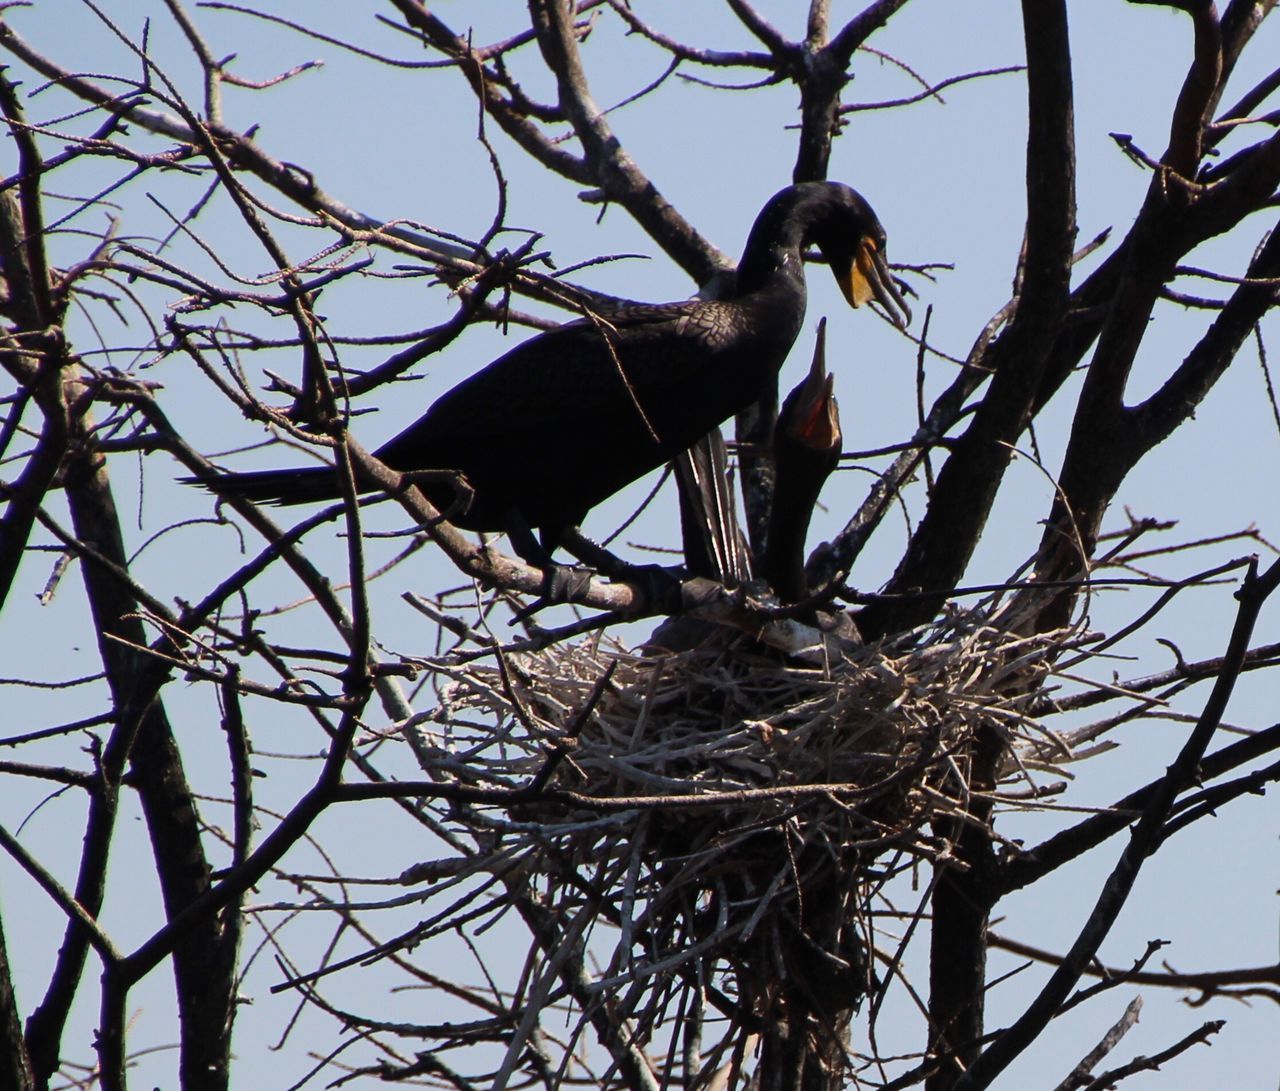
[2,2,1278,1088]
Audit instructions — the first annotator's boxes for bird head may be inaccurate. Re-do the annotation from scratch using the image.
[779,317,842,456]
[793,182,912,329]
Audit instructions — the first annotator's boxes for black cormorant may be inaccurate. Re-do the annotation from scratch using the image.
[762,318,842,606]
[193,182,907,561]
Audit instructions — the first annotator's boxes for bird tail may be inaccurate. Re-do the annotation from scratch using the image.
[186,465,342,506]
[675,429,752,587]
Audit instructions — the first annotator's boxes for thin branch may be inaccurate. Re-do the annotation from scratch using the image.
[0,822,123,963]
[991,933,1280,1001]
[1053,996,1142,1091]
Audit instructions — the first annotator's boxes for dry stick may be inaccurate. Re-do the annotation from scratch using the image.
[604,0,773,68]
[0,760,95,788]
[1056,556,1252,668]
[210,0,558,68]
[1042,640,1280,715]
[386,1,594,182]
[989,932,1280,999]
[1253,322,1280,438]
[340,436,654,617]
[525,661,618,793]
[333,438,373,686]
[335,773,920,812]
[163,0,223,122]
[1053,996,1142,1091]
[841,65,1025,114]
[1059,939,1166,1014]
[512,889,663,1091]
[955,554,1280,1090]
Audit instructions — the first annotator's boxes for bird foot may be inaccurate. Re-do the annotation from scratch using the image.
[510,563,596,624]
[617,563,685,616]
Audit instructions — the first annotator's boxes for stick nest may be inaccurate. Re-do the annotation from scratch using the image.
[435,604,1084,1019]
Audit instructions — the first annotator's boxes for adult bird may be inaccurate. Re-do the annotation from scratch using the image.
[648,321,843,654]
[762,318,842,608]
[193,182,908,569]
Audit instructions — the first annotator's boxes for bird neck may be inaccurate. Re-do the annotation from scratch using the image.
[735,240,807,301]
[734,191,815,299]
[763,489,815,604]
[763,446,838,604]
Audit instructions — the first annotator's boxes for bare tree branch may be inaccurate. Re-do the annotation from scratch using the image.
[857,0,1078,641]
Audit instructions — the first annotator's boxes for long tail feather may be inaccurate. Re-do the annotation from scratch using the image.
[675,429,751,586]
[185,465,341,506]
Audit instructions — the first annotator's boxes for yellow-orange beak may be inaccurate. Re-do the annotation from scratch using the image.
[839,238,912,329]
